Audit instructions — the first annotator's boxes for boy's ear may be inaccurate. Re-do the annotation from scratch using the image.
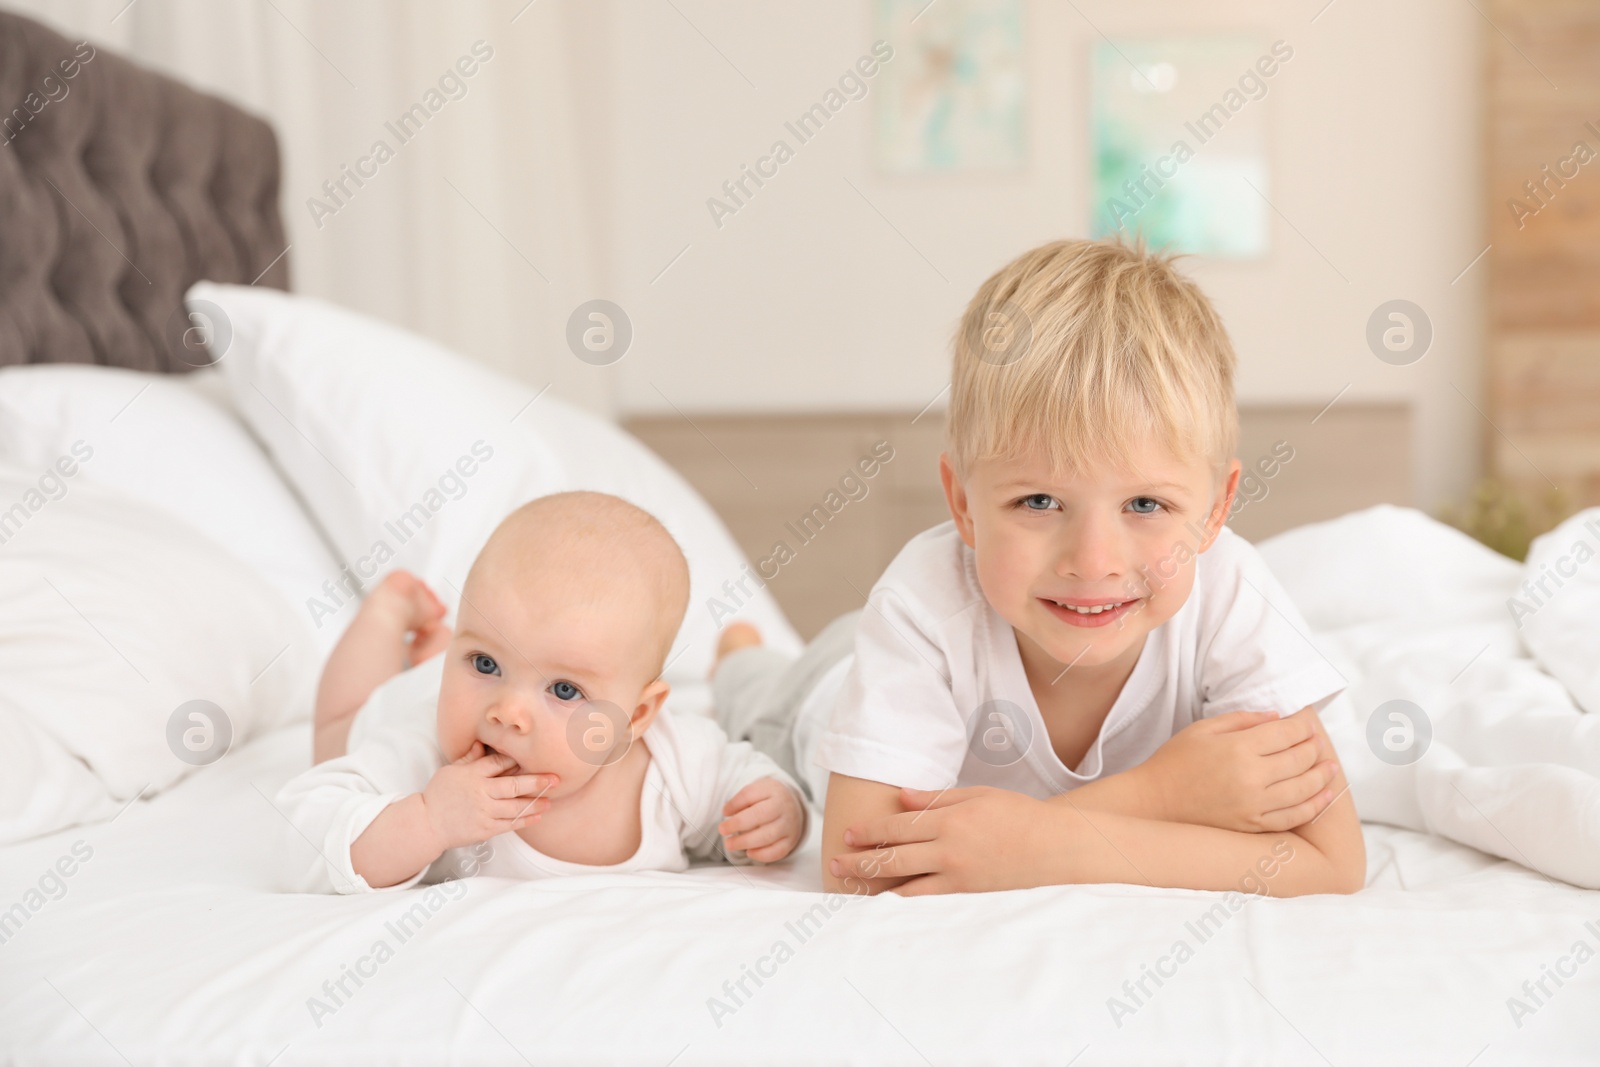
[629,679,670,739]
[939,452,977,548]
[1201,458,1243,549]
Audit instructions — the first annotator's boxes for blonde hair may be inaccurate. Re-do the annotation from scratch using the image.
[948,238,1238,483]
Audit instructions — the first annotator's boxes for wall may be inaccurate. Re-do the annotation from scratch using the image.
[599,0,1485,513]
[8,0,1486,513]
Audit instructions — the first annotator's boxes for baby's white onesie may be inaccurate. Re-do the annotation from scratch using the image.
[278,658,804,893]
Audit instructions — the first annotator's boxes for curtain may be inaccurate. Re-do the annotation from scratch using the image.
[8,0,610,413]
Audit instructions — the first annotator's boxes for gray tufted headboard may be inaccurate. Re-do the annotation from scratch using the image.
[0,9,289,372]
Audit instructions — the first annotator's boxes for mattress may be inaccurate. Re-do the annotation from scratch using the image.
[1,705,1595,1065]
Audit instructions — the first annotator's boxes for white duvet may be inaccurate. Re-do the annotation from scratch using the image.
[3,503,1599,1065]
[1260,505,1600,890]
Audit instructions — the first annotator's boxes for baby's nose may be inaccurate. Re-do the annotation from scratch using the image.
[487,694,537,732]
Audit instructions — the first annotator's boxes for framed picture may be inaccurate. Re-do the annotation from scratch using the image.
[1091,37,1276,257]
[875,0,1026,173]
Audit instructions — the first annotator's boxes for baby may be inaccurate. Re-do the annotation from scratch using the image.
[279,491,807,892]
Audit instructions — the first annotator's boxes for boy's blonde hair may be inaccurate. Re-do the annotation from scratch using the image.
[948,238,1238,484]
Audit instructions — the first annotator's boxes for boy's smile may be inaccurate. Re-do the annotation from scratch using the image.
[1039,596,1140,628]
[940,441,1241,689]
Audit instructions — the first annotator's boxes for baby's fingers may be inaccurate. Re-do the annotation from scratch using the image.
[724,819,787,854]
[719,795,777,837]
[722,780,774,818]
[745,836,797,863]
[488,772,559,799]
[470,750,521,776]
[452,741,488,766]
[492,796,551,823]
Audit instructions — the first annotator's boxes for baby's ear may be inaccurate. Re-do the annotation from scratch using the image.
[629,679,671,736]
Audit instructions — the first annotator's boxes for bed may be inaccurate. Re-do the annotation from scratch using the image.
[2,10,1598,1065]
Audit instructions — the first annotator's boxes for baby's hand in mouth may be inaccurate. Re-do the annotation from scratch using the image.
[476,741,552,787]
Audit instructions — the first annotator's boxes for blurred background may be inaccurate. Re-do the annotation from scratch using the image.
[13,0,1580,636]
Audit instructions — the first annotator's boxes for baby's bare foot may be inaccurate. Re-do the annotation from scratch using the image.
[367,570,452,664]
[712,621,763,677]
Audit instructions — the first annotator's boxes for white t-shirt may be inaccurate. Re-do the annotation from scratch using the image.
[811,521,1346,798]
[277,658,804,893]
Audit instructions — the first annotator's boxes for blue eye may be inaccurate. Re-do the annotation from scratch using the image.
[472,654,500,676]
[1128,497,1163,515]
[550,681,582,702]
[1020,494,1059,511]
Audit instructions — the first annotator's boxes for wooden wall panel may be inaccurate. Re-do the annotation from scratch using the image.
[1488,0,1600,505]
[628,404,1412,639]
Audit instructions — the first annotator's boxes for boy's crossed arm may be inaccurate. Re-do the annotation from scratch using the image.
[824,706,1364,897]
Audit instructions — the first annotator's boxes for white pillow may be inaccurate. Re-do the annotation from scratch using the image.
[1517,507,1600,714]
[0,696,120,845]
[193,282,801,687]
[1256,504,1522,633]
[0,462,319,843]
[0,363,345,661]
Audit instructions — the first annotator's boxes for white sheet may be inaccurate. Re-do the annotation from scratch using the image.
[6,502,1600,1063]
[1258,505,1600,888]
[1,717,1596,1065]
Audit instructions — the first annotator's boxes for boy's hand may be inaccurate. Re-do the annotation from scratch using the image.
[420,742,558,852]
[367,570,452,666]
[833,786,1065,894]
[719,777,805,863]
[1139,707,1341,833]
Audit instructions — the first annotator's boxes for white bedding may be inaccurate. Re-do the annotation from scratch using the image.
[2,313,1598,1062]
[1260,506,1600,890]
[3,506,1599,1065]
[1,715,1595,1065]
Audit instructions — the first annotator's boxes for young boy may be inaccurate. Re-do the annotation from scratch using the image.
[712,238,1364,897]
[279,491,807,892]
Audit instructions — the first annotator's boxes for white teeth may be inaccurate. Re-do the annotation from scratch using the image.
[1054,600,1123,614]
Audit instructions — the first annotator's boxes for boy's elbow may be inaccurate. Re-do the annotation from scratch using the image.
[1312,845,1366,896]
[1279,865,1363,898]
[1332,853,1367,895]
[1278,830,1364,896]
[1319,869,1363,896]
[1335,827,1368,894]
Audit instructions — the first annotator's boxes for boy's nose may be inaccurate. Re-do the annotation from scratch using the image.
[1057,511,1126,579]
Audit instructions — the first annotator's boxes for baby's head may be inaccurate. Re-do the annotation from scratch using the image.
[436,491,690,799]
[942,238,1242,676]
